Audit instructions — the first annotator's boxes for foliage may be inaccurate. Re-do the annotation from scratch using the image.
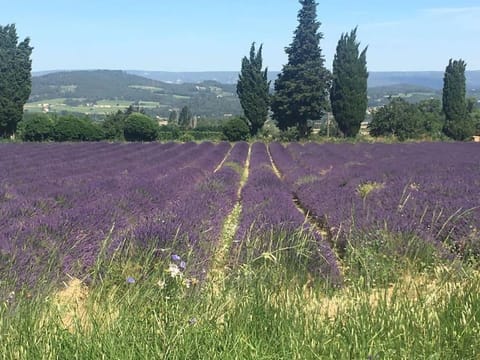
[417,99,445,138]
[369,98,445,141]
[237,43,270,136]
[21,113,55,141]
[168,109,178,124]
[442,59,475,140]
[123,113,159,142]
[52,115,104,141]
[271,0,331,138]
[178,106,193,128]
[179,132,195,142]
[278,126,300,142]
[101,110,127,140]
[101,105,147,141]
[330,28,368,137]
[255,120,281,141]
[471,108,480,134]
[0,24,33,138]
[221,117,250,141]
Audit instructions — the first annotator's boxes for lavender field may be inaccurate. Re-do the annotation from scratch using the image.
[1,141,479,288]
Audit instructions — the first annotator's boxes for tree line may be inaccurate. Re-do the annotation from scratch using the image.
[16,106,231,142]
[236,0,478,141]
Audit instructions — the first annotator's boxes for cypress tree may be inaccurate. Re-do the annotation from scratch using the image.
[178,105,192,128]
[271,0,330,138]
[442,59,474,140]
[330,27,368,137]
[0,24,33,138]
[236,43,270,136]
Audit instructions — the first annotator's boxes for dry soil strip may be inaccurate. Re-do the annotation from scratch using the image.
[209,144,251,288]
[214,143,233,173]
[266,144,343,267]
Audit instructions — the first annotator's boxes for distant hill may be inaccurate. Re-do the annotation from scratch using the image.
[29,70,242,118]
[29,69,480,117]
[33,69,480,90]
[125,70,480,90]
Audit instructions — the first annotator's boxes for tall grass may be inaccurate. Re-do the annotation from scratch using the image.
[1,230,480,359]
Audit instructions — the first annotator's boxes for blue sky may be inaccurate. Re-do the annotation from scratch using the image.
[2,0,480,72]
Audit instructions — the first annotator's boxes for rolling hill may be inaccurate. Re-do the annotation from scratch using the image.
[29,70,242,118]
[125,70,480,90]
[29,69,480,117]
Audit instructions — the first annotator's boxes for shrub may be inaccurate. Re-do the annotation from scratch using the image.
[22,113,54,141]
[256,120,281,141]
[124,113,159,142]
[52,115,104,142]
[222,117,250,142]
[179,132,195,142]
[279,126,300,142]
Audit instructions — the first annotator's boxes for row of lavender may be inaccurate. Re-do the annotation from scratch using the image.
[133,141,249,277]
[0,142,233,285]
[269,142,480,256]
[233,143,341,283]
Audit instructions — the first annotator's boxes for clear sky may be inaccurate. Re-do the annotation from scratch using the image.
[2,0,479,72]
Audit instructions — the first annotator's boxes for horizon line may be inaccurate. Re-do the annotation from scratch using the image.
[32,68,480,73]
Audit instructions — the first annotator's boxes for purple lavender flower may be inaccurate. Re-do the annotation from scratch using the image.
[126,276,136,284]
[171,254,181,262]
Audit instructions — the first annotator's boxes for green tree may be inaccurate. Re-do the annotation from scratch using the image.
[222,117,250,141]
[178,106,193,128]
[168,110,178,124]
[237,43,270,136]
[271,0,330,138]
[330,27,368,137]
[417,99,444,138]
[52,115,104,142]
[368,98,423,141]
[442,59,474,140]
[0,24,33,138]
[123,113,159,141]
[22,113,54,141]
[102,110,127,140]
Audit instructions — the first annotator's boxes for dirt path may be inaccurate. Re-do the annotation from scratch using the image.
[209,144,251,288]
[266,143,343,270]
[214,143,233,173]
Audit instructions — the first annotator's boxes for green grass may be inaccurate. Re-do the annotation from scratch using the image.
[1,231,480,359]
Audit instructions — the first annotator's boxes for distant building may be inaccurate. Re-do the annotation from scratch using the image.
[156,116,169,126]
[360,121,369,136]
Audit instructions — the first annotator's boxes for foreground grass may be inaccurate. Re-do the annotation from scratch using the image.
[1,239,480,359]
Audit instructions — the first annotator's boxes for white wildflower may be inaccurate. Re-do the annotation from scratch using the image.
[167,263,182,278]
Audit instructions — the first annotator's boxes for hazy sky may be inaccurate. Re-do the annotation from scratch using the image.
[2,0,480,72]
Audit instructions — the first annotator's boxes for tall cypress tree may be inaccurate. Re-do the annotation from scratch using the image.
[330,27,368,137]
[178,105,192,128]
[236,43,270,136]
[442,59,474,140]
[0,24,33,138]
[271,0,330,138]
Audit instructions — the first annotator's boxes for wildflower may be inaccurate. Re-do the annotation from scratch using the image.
[171,254,181,262]
[179,260,186,270]
[157,279,165,289]
[126,276,136,284]
[167,263,182,278]
[184,277,198,288]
